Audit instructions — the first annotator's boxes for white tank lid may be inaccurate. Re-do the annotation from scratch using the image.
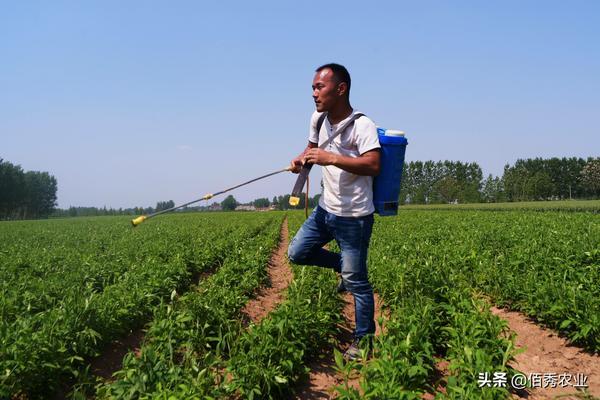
[385,129,405,136]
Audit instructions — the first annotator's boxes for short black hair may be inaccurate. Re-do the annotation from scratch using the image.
[315,63,351,94]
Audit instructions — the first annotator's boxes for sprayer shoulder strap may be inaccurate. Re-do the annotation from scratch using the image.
[316,112,365,149]
[316,112,327,139]
[290,112,365,198]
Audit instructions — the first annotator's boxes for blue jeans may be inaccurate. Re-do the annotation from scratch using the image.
[287,206,375,339]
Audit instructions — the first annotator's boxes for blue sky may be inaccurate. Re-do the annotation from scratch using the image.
[2,1,598,208]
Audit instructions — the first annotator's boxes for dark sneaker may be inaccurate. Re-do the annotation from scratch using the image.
[343,338,361,361]
[343,338,365,361]
[336,278,347,293]
[343,336,373,361]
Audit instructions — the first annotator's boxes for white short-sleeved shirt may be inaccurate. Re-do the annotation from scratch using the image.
[308,110,380,217]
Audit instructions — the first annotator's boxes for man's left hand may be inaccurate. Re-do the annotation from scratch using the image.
[303,148,337,166]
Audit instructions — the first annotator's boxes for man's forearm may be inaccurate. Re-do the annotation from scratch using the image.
[303,148,380,176]
[301,146,380,176]
[331,153,380,176]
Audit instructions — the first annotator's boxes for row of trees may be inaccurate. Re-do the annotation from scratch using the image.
[400,157,599,204]
[52,200,176,218]
[500,157,598,201]
[0,159,57,219]
[399,161,482,204]
[3,156,598,220]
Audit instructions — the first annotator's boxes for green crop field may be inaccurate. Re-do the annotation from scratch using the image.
[401,199,600,212]
[0,206,598,399]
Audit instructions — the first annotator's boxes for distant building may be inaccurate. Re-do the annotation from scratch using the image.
[208,203,222,211]
[235,204,256,211]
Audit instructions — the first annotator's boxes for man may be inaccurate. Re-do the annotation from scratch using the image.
[287,63,380,361]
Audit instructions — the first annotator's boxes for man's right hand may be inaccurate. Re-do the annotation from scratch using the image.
[289,157,303,174]
[290,142,318,173]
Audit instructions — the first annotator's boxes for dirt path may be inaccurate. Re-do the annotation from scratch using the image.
[491,307,599,399]
[422,359,450,400]
[294,291,385,399]
[89,329,145,381]
[241,217,293,325]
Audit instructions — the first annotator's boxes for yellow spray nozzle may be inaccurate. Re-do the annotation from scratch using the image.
[131,215,147,227]
[289,196,300,207]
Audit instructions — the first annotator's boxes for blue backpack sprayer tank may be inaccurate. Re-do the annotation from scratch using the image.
[373,128,408,216]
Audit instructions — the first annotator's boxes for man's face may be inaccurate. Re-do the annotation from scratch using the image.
[312,68,344,112]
